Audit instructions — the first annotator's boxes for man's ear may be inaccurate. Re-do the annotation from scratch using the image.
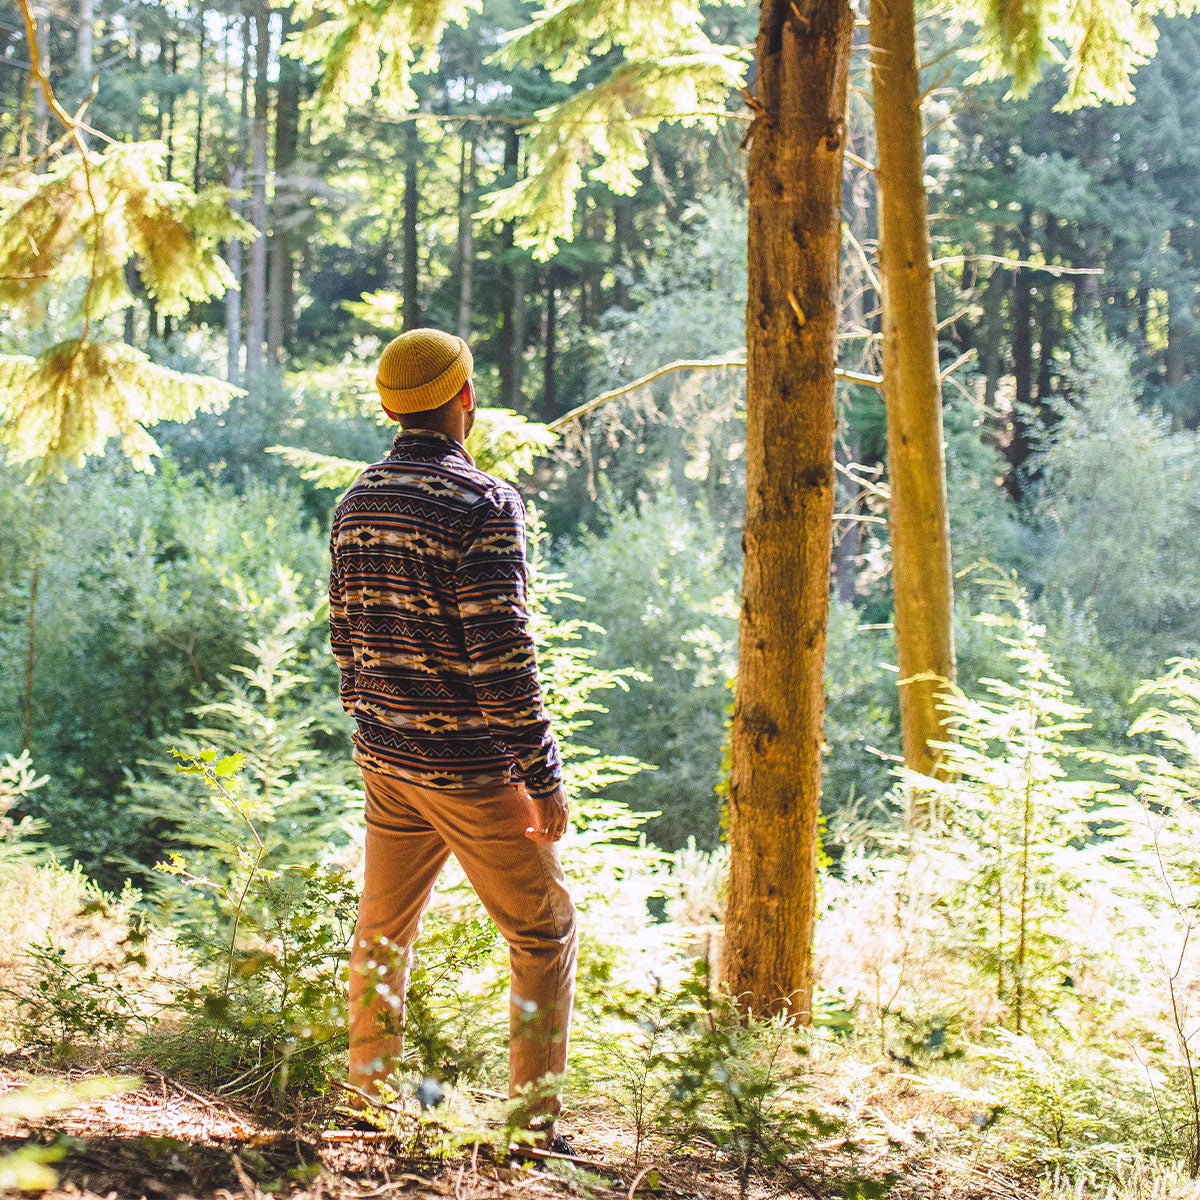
[462,379,476,411]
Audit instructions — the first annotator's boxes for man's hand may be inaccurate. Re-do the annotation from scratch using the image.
[523,784,569,844]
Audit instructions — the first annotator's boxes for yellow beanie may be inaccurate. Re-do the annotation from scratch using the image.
[376,328,474,417]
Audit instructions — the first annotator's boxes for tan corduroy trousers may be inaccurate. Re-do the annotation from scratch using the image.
[348,768,578,1119]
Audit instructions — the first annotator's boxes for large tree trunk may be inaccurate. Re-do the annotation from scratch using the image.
[869,0,956,787]
[720,0,852,1018]
[402,123,421,330]
[268,6,299,363]
[245,3,270,381]
[456,129,476,340]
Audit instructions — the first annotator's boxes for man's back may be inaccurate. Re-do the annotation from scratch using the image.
[328,427,564,797]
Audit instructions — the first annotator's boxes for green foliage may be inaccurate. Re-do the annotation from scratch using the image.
[288,0,480,122]
[958,0,1197,109]
[0,141,249,477]
[0,750,47,858]
[0,143,247,323]
[478,53,745,257]
[911,570,1130,1033]
[137,611,358,913]
[150,746,358,1098]
[0,340,239,478]
[976,1030,1163,1173]
[4,940,145,1056]
[655,960,846,1199]
[1031,327,1200,664]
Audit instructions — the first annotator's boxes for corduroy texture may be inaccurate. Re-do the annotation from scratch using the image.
[376,328,474,416]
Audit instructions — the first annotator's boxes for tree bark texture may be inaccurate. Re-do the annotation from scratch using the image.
[869,0,957,783]
[720,0,852,1019]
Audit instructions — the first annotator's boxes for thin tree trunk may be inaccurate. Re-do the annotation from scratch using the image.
[980,230,1008,413]
[499,127,520,406]
[1008,208,1034,497]
[76,0,93,84]
[22,556,39,752]
[1035,217,1059,406]
[226,13,249,385]
[245,3,269,381]
[542,265,557,421]
[268,6,299,363]
[870,0,957,788]
[193,2,206,193]
[512,256,527,408]
[456,130,476,340]
[1167,281,1190,387]
[402,123,420,330]
[721,0,852,1018]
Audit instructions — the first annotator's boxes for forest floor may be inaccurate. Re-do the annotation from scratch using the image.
[0,1059,1040,1200]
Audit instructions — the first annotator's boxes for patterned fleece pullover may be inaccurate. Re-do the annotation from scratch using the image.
[328,428,564,797]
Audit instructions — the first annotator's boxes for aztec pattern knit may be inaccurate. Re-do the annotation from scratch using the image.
[328,428,564,797]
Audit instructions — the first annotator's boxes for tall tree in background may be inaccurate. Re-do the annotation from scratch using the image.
[721,0,852,1017]
[869,0,957,785]
[245,4,270,381]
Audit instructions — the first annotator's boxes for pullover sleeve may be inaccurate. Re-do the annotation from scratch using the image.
[453,486,564,797]
[328,519,358,716]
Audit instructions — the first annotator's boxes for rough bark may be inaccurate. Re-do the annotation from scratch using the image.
[720,0,852,1018]
[869,0,956,785]
[268,6,300,363]
[245,3,270,381]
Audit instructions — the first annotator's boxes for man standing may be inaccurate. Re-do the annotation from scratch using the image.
[328,328,577,1148]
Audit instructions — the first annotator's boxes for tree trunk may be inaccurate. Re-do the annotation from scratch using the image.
[193,2,206,192]
[76,0,93,83]
[1035,217,1059,406]
[1167,282,1190,387]
[499,127,520,407]
[226,13,250,385]
[980,229,1008,412]
[869,0,956,787]
[542,265,558,422]
[1008,208,1034,497]
[268,6,299,363]
[456,129,476,340]
[721,0,852,1018]
[401,123,421,330]
[245,3,270,381]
